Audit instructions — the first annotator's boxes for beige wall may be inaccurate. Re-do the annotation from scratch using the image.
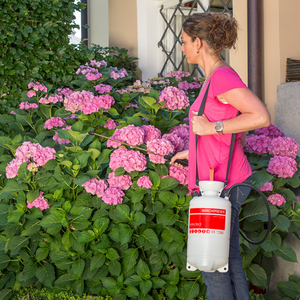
[108,0,138,59]
[232,0,300,123]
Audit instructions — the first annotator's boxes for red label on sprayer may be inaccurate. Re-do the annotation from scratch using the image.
[189,208,226,230]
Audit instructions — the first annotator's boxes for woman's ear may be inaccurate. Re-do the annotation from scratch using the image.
[195,37,202,51]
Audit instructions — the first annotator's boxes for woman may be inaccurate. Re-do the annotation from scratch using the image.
[170,13,270,300]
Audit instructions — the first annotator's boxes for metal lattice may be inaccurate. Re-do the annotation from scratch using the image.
[158,0,233,77]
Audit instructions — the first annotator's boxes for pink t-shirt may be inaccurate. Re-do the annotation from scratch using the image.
[188,66,252,190]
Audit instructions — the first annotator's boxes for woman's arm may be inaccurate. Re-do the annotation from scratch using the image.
[191,88,271,136]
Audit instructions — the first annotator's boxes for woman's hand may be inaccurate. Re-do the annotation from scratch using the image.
[170,150,189,168]
[191,111,213,135]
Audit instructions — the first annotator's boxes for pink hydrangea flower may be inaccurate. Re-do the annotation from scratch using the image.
[76,62,102,81]
[104,119,119,130]
[64,90,95,113]
[107,125,145,148]
[258,182,273,192]
[125,103,139,110]
[15,141,42,160]
[244,134,271,155]
[255,124,285,138]
[57,87,75,97]
[19,101,38,110]
[268,136,299,159]
[109,147,147,173]
[109,67,128,80]
[267,155,297,178]
[93,94,115,110]
[102,187,124,205]
[27,191,49,211]
[27,90,36,98]
[178,81,190,90]
[141,125,161,143]
[6,158,28,179]
[147,138,174,164]
[169,165,189,185]
[82,178,108,198]
[90,60,107,68]
[169,124,190,150]
[53,126,72,144]
[39,94,63,104]
[10,111,16,115]
[189,82,202,89]
[117,89,130,95]
[137,176,153,189]
[27,162,39,173]
[167,70,190,80]
[107,172,132,190]
[44,117,66,129]
[33,147,56,166]
[267,194,286,206]
[162,133,184,153]
[95,84,112,94]
[158,86,189,110]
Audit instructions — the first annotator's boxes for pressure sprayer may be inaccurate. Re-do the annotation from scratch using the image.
[186,81,271,273]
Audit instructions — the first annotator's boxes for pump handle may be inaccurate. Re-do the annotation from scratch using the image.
[164,153,188,167]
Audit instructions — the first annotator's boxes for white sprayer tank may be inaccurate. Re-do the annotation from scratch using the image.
[186,181,231,273]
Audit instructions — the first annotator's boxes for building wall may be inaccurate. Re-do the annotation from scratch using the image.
[108,0,138,59]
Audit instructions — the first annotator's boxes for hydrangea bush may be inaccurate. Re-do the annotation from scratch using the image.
[0,62,299,300]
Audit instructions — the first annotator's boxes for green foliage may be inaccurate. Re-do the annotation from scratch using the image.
[0,0,138,116]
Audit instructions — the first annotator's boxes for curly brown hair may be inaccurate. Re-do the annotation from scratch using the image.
[182,12,238,54]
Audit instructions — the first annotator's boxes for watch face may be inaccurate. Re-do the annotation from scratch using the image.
[216,122,223,131]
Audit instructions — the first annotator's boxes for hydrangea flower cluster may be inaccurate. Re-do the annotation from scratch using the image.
[107,172,132,190]
[27,192,49,211]
[104,119,119,130]
[27,81,47,98]
[268,136,299,159]
[107,125,145,148]
[125,103,139,110]
[82,178,108,198]
[147,138,174,164]
[64,90,114,114]
[141,125,161,143]
[169,165,188,185]
[90,60,107,68]
[116,89,129,95]
[244,134,271,155]
[27,162,39,173]
[158,86,189,110]
[170,124,190,150]
[255,124,285,138]
[162,133,184,153]
[146,77,170,86]
[76,61,104,81]
[19,102,38,110]
[258,182,273,192]
[53,126,72,144]
[6,141,56,178]
[167,70,190,80]
[109,67,128,80]
[137,176,153,189]
[267,155,297,178]
[57,87,75,98]
[44,117,66,129]
[95,84,112,94]
[102,187,124,205]
[178,81,202,90]
[39,94,63,104]
[109,147,147,173]
[267,194,286,206]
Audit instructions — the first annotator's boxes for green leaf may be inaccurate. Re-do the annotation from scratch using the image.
[177,280,199,300]
[274,242,298,262]
[169,268,180,285]
[0,289,13,300]
[77,230,95,243]
[136,260,150,279]
[137,229,159,248]
[273,215,290,232]
[166,285,178,299]
[277,281,300,298]
[93,218,110,234]
[108,260,122,276]
[35,247,49,262]
[252,171,274,188]
[54,273,74,287]
[159,177,178,190]
[72,259,85,279]
[246,263,267,288]
[280,188,297,202]
[124,275,143,286]
[101,277,119,291]
[260,232,281,252]
[166,239,185,255]
[116,204,131,222]
[139,280,152,296]
[119,224,134,245]
[158,191,178,207]
[130,211,146,226]
[40,214,63,229]
[35,263,55,287]
[125,285,139,297]
[106,248,120,261]
[122,248,139,273]
[114,167,125,176]
[156,209,179,226]
[0,180,27,199]
[155,164,169,177]
[287,174,300,188]
[149,171,160,188]
[22,261,38,281]
[90,253,106,271]
[243,199,279,222]
[27,190,40,203]
[7,236,30,255]
[0,254,10,270]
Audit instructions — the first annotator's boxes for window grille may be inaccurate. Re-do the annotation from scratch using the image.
[158,0,233,77]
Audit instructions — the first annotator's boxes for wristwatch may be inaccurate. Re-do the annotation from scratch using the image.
[215,121,224,135]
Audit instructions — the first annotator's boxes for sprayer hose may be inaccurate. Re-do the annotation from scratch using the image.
[225,183,271,245]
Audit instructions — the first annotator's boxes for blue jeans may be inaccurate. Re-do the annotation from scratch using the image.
[202,177,252,300]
